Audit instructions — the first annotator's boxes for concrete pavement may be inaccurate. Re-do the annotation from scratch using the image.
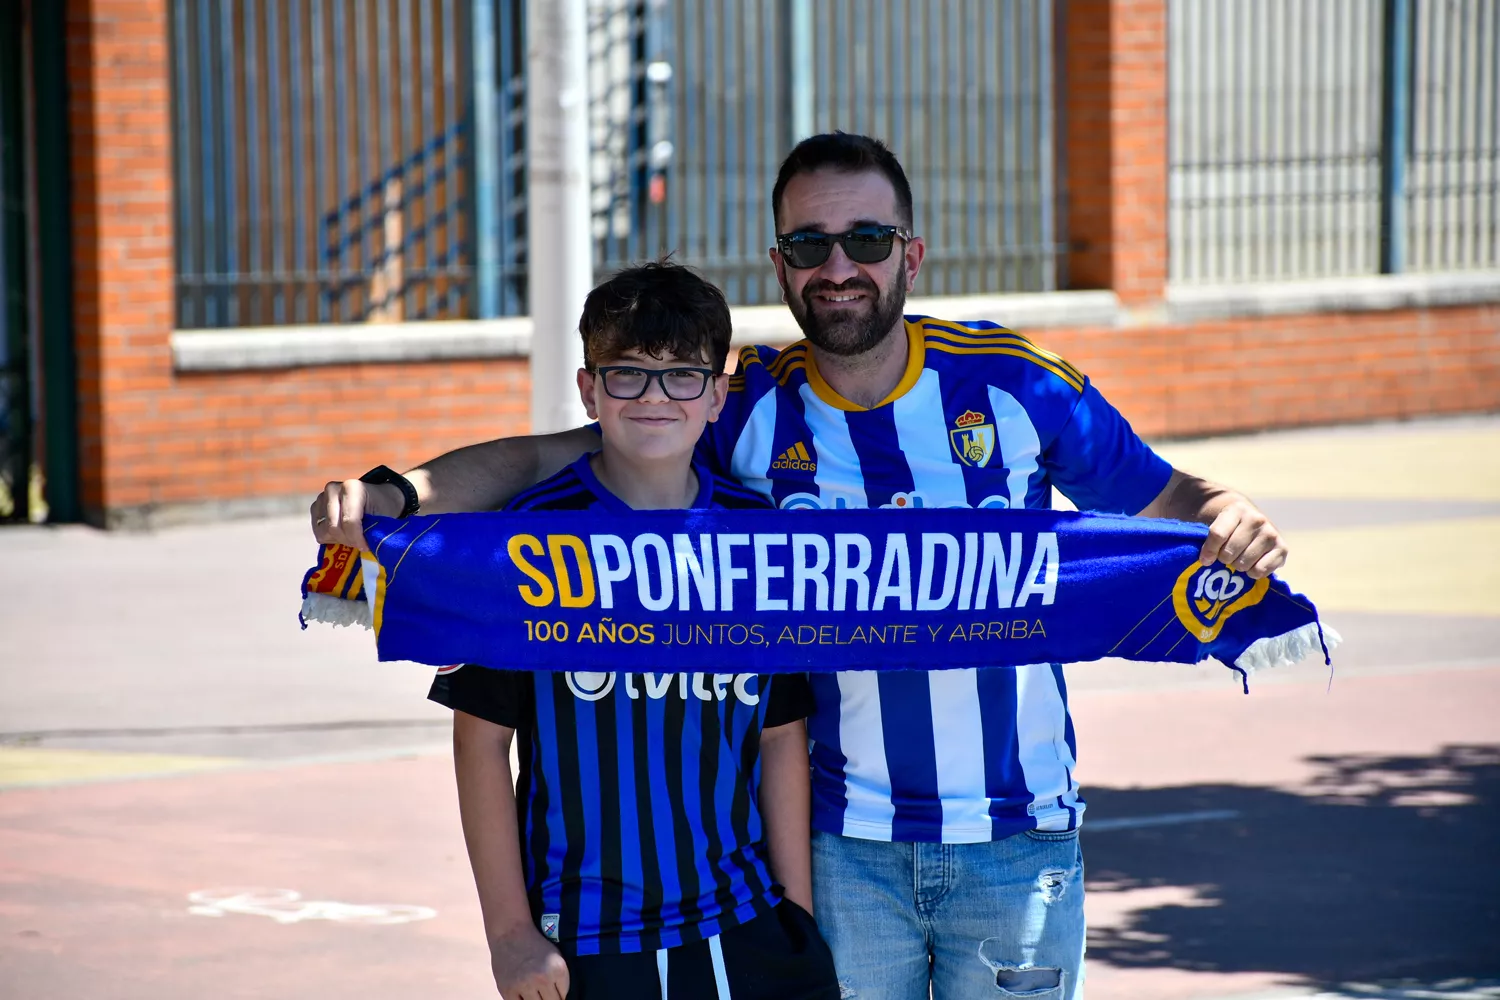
[1,414,1497,998]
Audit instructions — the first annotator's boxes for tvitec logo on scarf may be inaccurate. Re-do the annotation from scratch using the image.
[1171,562,1270,641]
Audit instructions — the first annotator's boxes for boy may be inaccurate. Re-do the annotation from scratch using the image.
[428,262,838,1000]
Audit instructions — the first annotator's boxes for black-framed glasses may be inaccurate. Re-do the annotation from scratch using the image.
[774,224,915,269]
[595,365,716,401]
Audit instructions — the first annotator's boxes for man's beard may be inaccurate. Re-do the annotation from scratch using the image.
[787,267,908,358]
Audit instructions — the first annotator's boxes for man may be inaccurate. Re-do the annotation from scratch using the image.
[314,133,1286,999]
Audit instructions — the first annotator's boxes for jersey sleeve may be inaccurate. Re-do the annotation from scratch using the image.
[762,672,815,728]
[428,665,533,730]
[695,347,762,475]
[1044,378,1173,515]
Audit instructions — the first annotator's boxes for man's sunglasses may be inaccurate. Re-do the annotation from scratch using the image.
[774,224,915,269]
[594,365,717,401]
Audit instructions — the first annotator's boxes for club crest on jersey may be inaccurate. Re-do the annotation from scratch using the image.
[1171,561,1271,642]
[949,410,995,468]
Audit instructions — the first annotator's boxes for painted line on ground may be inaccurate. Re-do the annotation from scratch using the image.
[1086,809,1241,832]
[0,741,453,792]
[1189,983,1500,1000]
[1071,655,1500,698]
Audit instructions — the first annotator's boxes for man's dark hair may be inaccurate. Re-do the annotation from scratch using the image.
[577,259,733,373]
[771,132,914,229]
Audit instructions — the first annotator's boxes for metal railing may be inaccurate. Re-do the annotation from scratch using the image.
[170,0,484,328]
[590,0,1063,302]
[1168,0,1385,283]
[1,0,30,520]
[1169,0,1500,285]
[1406,0,1500,272]
[810,0,1061,296]
[171,1,1065,323]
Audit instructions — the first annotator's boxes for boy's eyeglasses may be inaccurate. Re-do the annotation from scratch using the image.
[774,224,914,269]
[595,365,716,401]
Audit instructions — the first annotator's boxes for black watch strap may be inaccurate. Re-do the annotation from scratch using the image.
[358,465,421,519]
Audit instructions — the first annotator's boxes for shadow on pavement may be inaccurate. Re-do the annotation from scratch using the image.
[1084,744,1500,988]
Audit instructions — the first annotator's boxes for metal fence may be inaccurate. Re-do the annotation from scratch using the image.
[1407,0,1500,272]
[589,0,1063,303]
[1,1,30,520]
[1169,0,1500,285]
[170,0,495,328]
[171,0,1062,326]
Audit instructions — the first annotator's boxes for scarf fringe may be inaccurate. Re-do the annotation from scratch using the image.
[300,593,372,630]
[1232,621,1342,676]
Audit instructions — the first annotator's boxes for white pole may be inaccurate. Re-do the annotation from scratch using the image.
[789,0,813,143]
[526,0,592,433]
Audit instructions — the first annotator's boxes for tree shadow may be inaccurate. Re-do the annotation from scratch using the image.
[1083,744,1500,987]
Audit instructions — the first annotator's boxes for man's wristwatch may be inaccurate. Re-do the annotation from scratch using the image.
[358,465,421,519]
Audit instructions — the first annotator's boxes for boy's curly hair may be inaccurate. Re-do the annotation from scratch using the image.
[577,260,733,373]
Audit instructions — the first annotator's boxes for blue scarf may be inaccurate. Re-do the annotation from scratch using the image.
[302,507,1335,687]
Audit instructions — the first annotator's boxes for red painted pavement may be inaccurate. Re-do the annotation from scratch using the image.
[2,666,1497,999]
[0,754,493,999]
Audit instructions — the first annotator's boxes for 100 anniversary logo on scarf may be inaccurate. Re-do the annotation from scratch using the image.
[303,507,1335,683]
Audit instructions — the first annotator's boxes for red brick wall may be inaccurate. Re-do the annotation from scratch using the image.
[1039,305,1500,439]
[119,362,531,510]
[61,0,1498,526]
[1064,0,1169,306]
[66,0,175,521]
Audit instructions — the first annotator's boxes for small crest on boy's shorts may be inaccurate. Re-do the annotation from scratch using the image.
[540,913,560,941]
[949,410,995,468]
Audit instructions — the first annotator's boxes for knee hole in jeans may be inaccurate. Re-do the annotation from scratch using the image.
[978,939,1063,996]
[993,966,1062,996]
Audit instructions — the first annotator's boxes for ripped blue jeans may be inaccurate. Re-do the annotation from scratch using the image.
[811,828,1085,999]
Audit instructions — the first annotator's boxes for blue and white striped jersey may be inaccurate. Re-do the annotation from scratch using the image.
[699,316,1173,843]
[429,457,815,954]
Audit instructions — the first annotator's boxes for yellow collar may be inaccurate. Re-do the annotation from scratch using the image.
[803,320,926,412]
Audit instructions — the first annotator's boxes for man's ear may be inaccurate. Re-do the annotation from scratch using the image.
[576,368,600,420]
[705,373,729,423]
[769,248,790,301]
[903,235,926,289]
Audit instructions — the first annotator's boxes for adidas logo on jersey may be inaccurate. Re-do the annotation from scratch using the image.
[771,442,816,472]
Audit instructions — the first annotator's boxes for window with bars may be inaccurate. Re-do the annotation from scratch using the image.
[170,0,1066,328]
[1168,0,1500,285]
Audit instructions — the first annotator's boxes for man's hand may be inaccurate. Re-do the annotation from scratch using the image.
[1197,496,1287,579]
[1139,469,1288,579]
[489,924,570,1000]
[310,478,404,551]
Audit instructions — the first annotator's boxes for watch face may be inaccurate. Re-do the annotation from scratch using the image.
[361,466,418,516]
[361,464,398,484]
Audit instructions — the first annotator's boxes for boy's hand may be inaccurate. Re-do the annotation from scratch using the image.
[489,925,569,1000]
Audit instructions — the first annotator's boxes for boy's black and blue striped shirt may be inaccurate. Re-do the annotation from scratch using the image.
[429,455,813,956]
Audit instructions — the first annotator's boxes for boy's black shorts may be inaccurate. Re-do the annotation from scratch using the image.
[564,900,839,1000]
